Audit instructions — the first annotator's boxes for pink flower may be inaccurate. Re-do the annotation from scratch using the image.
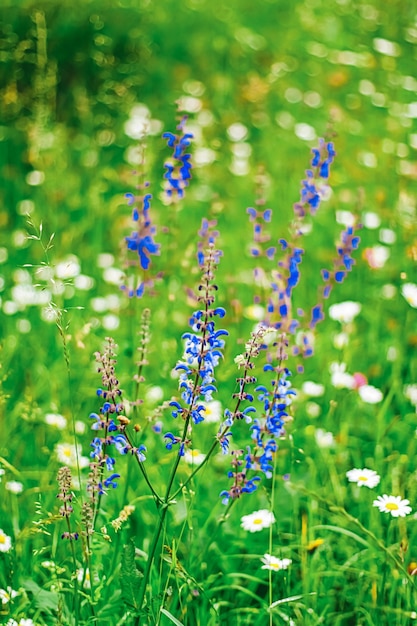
[352,372,368,389]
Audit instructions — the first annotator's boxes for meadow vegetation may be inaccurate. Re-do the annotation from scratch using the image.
[1,1,417,624]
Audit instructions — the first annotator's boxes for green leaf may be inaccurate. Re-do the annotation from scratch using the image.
[270,592,317,609]
[22,579,59,613]
[120,538,143,613]
[160,607,185,626]
[314,524,371,548]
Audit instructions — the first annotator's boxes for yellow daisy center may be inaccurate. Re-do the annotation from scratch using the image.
[253,518,263,525]
[385,502,399,511]
[0,535,5,544]
[358,475,368,481]
[190,450,200,458]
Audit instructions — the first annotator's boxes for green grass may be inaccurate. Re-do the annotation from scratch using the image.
[1,0,417,624]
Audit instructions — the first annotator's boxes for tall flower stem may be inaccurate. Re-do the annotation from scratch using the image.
[135,242,225,619]
[134,411,194,621]
[135,351,207,617]
[124,428,162,504]
[268,443,279,626]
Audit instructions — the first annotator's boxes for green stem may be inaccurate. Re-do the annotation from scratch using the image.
[63,508,80,625]
[83,537,96,619]
[134,322,208,619]
[124,429,162,504]
[170,426,225,500]
[268,450,279,625]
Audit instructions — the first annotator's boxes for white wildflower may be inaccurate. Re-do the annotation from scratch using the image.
[328,301,361,324]
[373,495,412,517]
[261,554,292,571]
[241,509,275,532]
[358,385,383,404]
[346,468,380,488]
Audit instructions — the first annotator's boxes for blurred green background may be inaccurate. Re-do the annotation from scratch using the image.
[1,0,417,412]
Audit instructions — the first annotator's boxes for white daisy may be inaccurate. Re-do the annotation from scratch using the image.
[346,468,380,488]
[5,481,24,494]
[358,385,383,404]
[301,381,325,397]
[55,443,89,469]
[333,332,349,349]
[77,567,92,589]
[145,386,164,403]
[315,428,335,448]
[362,211,381,229]
[364,245,390,269]
[405,384,417,406]
[55,256,81,279]
[244,304,265,321]
[0,586,18,604]
[45,413,67,429]
[0,529,12,553]
[74,420,86,435]
[183,449,206,465]
[261,554,292,571]
[306,402,321,418]
[401,283,417,308]
[200,400,222,423]
[372,495,412,517]
[328,301,361,324]
[329,362,354,389]
[241,509,275,532]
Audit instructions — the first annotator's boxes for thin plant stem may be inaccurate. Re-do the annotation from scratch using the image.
[62,503,80,625]
[268,447,279,626]
[134,262,216,619]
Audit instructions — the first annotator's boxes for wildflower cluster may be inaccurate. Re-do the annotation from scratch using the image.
[122,168,160,298]
[219,325,275,503]
[165,224,227,456]
[249,141,335,332]
[313,221,362,323]
[111,504,135,532]
[56,466,78,540]
[162,116,193,201]
[220,139,361,504]
[346,468,412,518]
[88,338,146,504]
[246,141,349,371]
[221,348,295,505]
[44,123,370,621]
[128,307,152,423]
[251,363,295,473]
